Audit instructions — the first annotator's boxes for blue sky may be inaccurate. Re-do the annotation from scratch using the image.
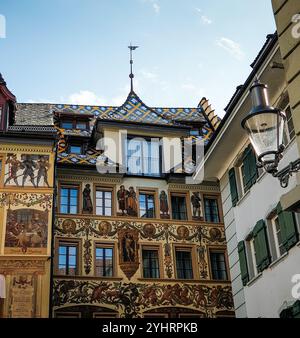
[0,0,275,117]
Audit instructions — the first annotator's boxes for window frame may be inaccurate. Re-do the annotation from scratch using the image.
[174,245,197,280]
[95,188,113,217]
[59,184,80,215]
[60,119,89,131]
[126,135,163,177]
[203,195,221,224]
[270,215,286,259]
[68,144,83,155]
[170,192,190,221]
[138,189,158,219]
[55,238,81,276]
[141,245,161,279]
[94,243,116,278]
[208,248,229,281]
[282,105,295,146]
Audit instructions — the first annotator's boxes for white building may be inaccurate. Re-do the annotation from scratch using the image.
[195,33,300,318]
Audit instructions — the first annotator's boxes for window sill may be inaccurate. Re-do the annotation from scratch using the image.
[246,272,263,287]
[269,252,289,269]
[236,190,251,207]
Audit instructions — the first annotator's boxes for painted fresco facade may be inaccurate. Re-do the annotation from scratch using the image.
[0,75,56,318]
[0,72,233,318]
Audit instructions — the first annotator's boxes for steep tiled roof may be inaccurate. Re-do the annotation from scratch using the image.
[14,91,218,166]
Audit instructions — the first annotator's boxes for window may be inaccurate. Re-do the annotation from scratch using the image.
[175,249,193,279]
[61,119,89,131]
[204,197,220,223]
[60,186,79,214]
[58,243,78,275]
[283,106,295,145]
[76,121,88,130]
[249,238,258,276]
[69,145,82,155]
[139,193,155,218]
[61,121,73,129]
[210,252,228,281]
[126,136,161,177]
[96,189,112,216]
[171,194,187,220]
[239,164,249,195]
[271,215,286,258]
[142,248,160,278]
[95,246,114,277]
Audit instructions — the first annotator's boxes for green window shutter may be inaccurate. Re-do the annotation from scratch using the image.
[292,301,300,318]
[253,220,271,273]
[229,168,239,207]
[238,241,249,286]
[277,203,299,251]
[243,145,258,191]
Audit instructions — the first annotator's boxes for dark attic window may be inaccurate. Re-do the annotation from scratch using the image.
[190,129,200,137]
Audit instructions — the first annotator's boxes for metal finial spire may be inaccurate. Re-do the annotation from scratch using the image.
[128,43,139,92]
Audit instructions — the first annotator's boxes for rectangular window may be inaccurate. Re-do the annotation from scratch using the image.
[239,164,249,194]
[210,252,228,281]
[76,121,88,130]
[271,216,286,258]
[139,193,156,218]
[58,243,78,275]
[175,249,193,279]
[283,106,295,145]
[60,186,79,214]
[126,136,161,177]
[171,195,187,220]
[204,197,220,223]
[61,121,73,129]
[96,189,112,216]
[250,239,258,277]
[95,246,114,277]
[142,248,160,278]
[69,145,82,155]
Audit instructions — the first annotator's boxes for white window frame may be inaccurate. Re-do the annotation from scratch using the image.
[270,215,285,259]
[250,239,258,277]
[283,105,295,146]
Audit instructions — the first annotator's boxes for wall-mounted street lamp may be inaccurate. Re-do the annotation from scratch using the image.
[242,80,300,188]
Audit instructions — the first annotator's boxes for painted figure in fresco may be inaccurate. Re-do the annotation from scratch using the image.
[4,154,21,186]
[191,192,202,218]
[159,190,169,216]
[127,187,138,217]
[123,233,135,262]
[36,156,50,187]
[117,185,128,215]
[82,184,93,214]
[20,155,37,187]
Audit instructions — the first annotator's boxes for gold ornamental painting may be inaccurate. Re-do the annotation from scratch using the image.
[4,208,48,255]
[4,153,51,188]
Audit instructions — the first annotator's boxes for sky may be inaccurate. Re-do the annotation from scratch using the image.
[0,0,276,117]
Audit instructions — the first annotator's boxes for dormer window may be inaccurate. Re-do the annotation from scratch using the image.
[69,144,82,155]
[61,121,73,129]
[60,118,89,131]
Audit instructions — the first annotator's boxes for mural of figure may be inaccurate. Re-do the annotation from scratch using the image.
[127,187,137,217]
[159,191,169,217]
[117,185,128,215]
[82,184,93,214]
[4,154,21,186]
[123,233,135,262]
[36,156,50,187]
[191,192,202,218]
[20,155,37,187]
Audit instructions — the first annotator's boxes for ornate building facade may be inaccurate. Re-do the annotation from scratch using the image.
[0,71,234,318]
[0,75,57,318]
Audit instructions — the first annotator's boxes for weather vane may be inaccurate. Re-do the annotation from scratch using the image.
[128,43,139,92]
